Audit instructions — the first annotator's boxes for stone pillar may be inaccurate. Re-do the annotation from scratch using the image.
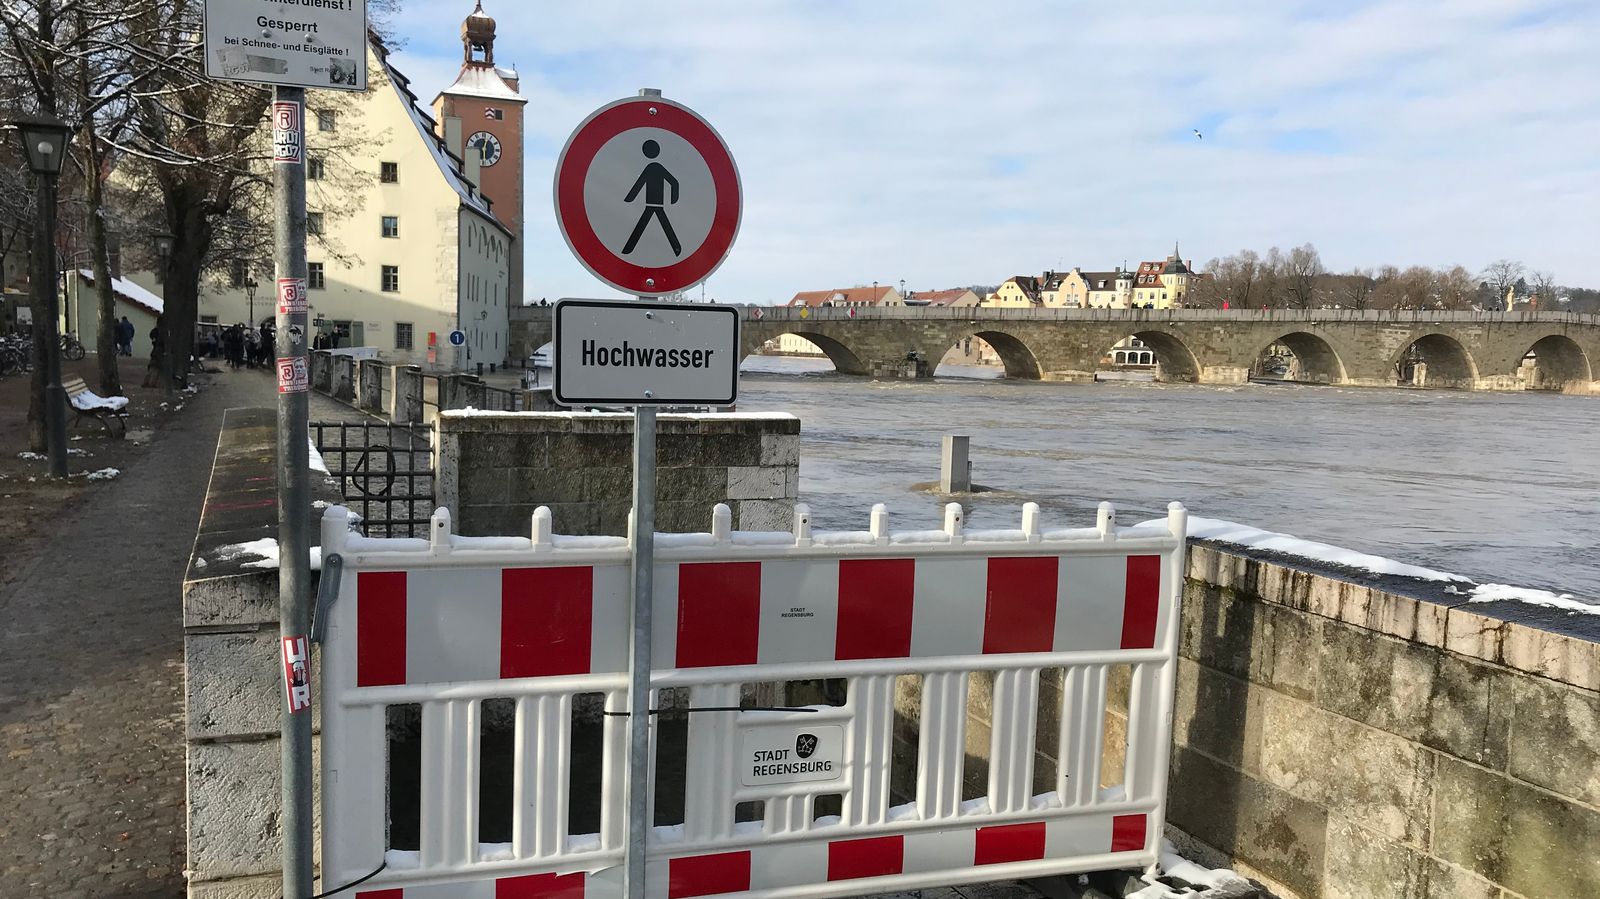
[940,434,970,493]
[390,364,423,423]
[357,360,384,412]
[332,355,356,402]
[310,350,333,393]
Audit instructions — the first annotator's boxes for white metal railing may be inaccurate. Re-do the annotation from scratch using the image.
[319,499,1188,899]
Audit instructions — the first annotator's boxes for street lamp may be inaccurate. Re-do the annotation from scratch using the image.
[245,273,260,327]
[13,113,73,479]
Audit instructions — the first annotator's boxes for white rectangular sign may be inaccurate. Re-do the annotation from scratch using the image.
[740,724,844,787]
[204,0,368,92]
[553,298,740,406]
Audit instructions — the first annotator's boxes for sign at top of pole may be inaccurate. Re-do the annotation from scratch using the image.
[203,0,368,92]
[554,92,741,297]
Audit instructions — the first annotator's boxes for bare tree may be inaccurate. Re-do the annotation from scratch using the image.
[1529,270,1558,308]
[1284,243,1324,309]
[1480,259,1524,311]
[1198,249,1260,308]
[1258,247,1287,308]
[1335,267,1374,310]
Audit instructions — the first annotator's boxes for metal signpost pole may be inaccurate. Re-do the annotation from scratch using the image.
[625,397,656,899]
[273,84,314,898]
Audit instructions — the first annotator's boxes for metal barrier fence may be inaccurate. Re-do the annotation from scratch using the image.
[319,499,1187,898]
[311,421,435,537]
[481,383,525,412]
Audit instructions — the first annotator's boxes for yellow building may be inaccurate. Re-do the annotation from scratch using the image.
[1060,268,1133,309]
[983,275,1042,308]
[122,21,518,370]
[1131,245,1195,308]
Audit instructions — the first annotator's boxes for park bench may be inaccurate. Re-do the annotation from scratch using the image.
[63,375,129,438]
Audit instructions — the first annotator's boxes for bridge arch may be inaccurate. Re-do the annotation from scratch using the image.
[755,330,869,376]
[1394,333,1478,389]
[1519,334,1592,392]
[1253,331,1349,384]
[1129,329,1201,383]
[935,330,1042,379]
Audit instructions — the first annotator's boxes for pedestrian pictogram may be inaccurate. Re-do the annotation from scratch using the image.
[554,93,741,296]
[621,140,681,257]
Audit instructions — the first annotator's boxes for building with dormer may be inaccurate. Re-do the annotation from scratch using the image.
[119,3,521,369]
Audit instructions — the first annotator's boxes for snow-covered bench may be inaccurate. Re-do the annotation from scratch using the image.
[63,375,129,438]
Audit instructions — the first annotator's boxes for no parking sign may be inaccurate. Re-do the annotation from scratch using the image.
[553,94,741,296]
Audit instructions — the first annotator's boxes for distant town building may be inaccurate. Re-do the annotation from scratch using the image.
[984,275,1041,308]
[1059,268,1133,309]
[905,288,980,307]
[788,286,904,307]
[1131,245,1196,308]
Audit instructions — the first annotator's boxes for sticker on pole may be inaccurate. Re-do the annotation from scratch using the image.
[277,356,309,394]
[272,101,303,164]
[276,277,307,315]
[741,725,844,787]
[204,0,367,92]
[554,95,741,296]
[282,636,311,714]
[553,298,739,406]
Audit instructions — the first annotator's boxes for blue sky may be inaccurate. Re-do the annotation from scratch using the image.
[388,0,1600,303]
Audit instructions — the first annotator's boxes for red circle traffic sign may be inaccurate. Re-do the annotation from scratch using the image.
[554,96,741,296]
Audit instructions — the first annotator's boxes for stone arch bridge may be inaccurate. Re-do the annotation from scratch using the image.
[509,307,1600,393]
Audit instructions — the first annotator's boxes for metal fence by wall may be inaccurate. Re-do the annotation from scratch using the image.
[310,421,435,538]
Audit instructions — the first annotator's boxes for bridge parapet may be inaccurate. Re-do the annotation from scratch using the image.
[511,304,1600,393]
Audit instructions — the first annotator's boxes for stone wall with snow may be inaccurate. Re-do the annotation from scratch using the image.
[434,410,800,536]
[1126,543,1599,899]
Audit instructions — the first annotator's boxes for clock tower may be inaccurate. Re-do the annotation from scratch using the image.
[434,1,527,303]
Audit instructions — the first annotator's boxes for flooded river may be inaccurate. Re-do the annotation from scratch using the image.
[737,356,1599,600]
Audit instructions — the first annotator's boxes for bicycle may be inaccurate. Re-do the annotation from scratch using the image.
[60,333,85,361]
[0,335,32,376]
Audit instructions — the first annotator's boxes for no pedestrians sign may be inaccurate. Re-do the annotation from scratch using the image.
[554,94,741,296]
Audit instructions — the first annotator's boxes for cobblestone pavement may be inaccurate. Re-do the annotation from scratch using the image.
[0,369,375,898]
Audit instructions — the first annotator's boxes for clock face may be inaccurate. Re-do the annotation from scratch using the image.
[467,130,502,167]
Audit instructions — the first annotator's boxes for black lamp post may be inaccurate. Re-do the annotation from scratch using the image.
[14,113,73,479]
[245,273,260,327]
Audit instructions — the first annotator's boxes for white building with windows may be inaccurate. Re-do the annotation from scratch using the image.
[126,22,519,369]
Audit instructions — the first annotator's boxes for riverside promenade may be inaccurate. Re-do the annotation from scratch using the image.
[0,370,364,897]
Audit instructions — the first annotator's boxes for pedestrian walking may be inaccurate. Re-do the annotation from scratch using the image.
[115,316,135,356]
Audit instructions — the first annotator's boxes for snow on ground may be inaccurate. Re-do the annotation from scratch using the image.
[83,468,120,481]
[307,438,330,475]
[216,537,323,571]
[1146,515,1599,616]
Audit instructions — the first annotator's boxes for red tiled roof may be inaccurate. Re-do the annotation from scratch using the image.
[788,286,894,307]
[913,289,975,306]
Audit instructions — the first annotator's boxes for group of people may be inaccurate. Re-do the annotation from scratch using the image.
[112,315,137,355]
[221,322,275,370]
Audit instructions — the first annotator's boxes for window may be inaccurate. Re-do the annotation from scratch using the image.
[382,216,399,238]
[317,110,336,131]
[308,212,324,235]
[308,262,325,290]
[229,259,246,287]
[382,265,399,292]
[307,157,325,181]
[395,322,414,350]
[381,162,398,183]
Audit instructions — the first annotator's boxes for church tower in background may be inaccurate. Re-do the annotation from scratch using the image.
[435,2,527,303]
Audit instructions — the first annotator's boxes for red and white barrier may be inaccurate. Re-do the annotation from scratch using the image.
[319,499,1188,899]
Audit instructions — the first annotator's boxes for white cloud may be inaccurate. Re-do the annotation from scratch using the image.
[391,0,1600,301]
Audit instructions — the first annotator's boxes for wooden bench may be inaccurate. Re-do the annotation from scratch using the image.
[63,375,129,438]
